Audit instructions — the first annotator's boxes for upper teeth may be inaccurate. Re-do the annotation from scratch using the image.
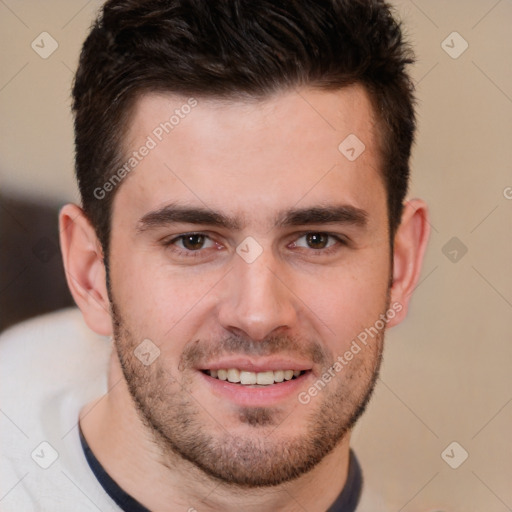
[209,369,302,385]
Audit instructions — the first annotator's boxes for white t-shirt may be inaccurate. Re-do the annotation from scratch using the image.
[0,308,120,511]
[0,309,385,511]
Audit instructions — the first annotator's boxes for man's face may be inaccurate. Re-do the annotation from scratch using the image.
[107,86,391,486]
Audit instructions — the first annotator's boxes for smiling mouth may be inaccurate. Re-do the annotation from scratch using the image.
[202,369,307,386]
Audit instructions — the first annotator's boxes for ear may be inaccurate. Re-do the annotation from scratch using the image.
[59,204,113,336]
[387,198,430,327]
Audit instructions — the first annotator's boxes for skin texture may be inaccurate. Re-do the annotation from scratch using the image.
[60,85,430,512]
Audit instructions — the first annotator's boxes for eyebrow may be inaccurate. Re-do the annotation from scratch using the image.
[137,204,241,232]
[136,203,368,233]
[276,205,367,228]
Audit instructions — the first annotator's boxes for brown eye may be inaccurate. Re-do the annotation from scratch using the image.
[305,233,330,249]
[164,232,218,259]
[181,234,206,250]
[291,232,342,253]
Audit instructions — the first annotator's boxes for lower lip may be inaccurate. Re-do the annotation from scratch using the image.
[199,371,312,407]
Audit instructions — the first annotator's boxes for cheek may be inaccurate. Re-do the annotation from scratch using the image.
[110,249,225,346]
[293,252,390,348]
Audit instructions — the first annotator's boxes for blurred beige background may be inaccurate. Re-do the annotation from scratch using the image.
[1,0,511,510]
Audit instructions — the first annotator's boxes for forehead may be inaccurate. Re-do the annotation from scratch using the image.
[113,85,386,230]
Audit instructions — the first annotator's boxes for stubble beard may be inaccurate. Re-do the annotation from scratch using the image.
[110,300,385,488]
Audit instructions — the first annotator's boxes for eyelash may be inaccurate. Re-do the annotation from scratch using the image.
[161,232,217,258]
[162,232,348,258]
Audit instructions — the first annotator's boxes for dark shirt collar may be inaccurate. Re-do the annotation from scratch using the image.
[79,424,362,512]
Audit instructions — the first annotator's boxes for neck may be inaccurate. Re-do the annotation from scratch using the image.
[79,349,352,512]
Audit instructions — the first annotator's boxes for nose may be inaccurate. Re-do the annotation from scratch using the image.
[217,249,298,342]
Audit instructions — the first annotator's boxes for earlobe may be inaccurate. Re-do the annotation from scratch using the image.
[388,199,430,327]
[59,204,113,336]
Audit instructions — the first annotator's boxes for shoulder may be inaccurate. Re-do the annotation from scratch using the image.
[0,307,110,378]
[0,307,93,352]
[0,307,112,439]
[0,309,115,510]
